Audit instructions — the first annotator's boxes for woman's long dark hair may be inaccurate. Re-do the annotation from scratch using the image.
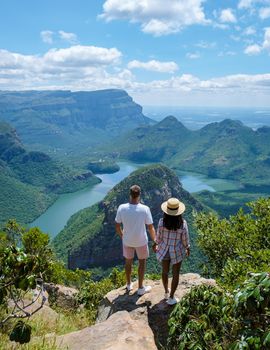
[163,213,183,231]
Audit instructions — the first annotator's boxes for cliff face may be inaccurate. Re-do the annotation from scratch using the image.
[0,122,25,162]
[54,164,203,270]
[0,89,151,152]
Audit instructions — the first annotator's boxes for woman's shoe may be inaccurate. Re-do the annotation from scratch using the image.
[166,297,179,305]
[164,288,171,300]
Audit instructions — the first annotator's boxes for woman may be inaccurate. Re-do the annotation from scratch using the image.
[155,197,190,305]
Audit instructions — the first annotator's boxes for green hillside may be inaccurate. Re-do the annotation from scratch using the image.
[0,121,100,226]
[108,117,270,186]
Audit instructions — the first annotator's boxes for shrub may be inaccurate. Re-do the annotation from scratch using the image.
[168,284,233,350]
[167,273,270,350]
[195,198,270,288]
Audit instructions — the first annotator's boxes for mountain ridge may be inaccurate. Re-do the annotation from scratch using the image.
[107,116,270,185]
[0,89,153,155]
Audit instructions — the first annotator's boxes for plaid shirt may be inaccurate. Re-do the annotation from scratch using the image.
[156,218,190,264]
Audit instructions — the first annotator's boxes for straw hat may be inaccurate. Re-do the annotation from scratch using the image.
[161,198,185,216]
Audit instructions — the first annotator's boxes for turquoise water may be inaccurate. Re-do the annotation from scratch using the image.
[177,170,242,193]
[30,162,242,237]
[29,161,140,237]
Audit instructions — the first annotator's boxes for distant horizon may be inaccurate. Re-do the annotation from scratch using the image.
[1,88,270,109]
[143,105,270,109]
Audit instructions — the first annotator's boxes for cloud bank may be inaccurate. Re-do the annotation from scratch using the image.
[99,0,209,36]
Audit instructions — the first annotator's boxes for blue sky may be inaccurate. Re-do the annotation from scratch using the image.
[0,0,270,106]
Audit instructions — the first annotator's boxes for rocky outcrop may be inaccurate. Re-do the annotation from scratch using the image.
[55,311,157,350]
[57,164,203,269]
[23,274,215,349]
[44,283,78,310]
[97,273,216,348]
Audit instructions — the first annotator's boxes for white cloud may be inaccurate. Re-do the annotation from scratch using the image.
[186,52,200,59]
[0,45,123,91]
[218,51,237,57]
[40,30,54,44]
[244,44,262,54]
[230,34,241,41]
[243,27,270,55]
[127,60,178,73]
[238,0,254,9]
[219,8,237,23]
[58,30,78,43]
[43,45,121,67]
[195,40,216,48]
[259,7,270,19]
[243,26,256,35]
[1,43,270,107]
[141,19,180,36]
[238,0,270,10]
[99,0,209,36]
[263,27,270,49]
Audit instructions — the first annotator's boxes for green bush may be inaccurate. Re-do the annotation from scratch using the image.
[168,284,233,350]
[77,267,127,322]
[167,273,270,350]
[195,197,270,288]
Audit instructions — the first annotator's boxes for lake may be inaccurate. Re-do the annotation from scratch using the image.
[30,161,241,237]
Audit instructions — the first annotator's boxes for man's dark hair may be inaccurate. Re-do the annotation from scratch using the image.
[130,185,141,199]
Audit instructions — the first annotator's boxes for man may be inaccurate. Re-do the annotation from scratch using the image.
[115,185,157,295]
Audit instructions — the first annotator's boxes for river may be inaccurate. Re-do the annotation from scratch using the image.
[30,161,241,237]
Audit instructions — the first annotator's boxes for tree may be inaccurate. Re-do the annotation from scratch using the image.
[195,197,270,288]
[0,220,54,343]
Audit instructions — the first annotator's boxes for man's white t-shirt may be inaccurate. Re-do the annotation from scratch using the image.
[115,203,153,247]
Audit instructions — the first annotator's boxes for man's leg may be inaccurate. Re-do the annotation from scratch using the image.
[125,258,133,285]
[138,259,146,289]
[136,244,149,289]
[123,245,135,287]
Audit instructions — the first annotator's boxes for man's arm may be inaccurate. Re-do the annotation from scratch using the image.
[147,224,156,242]
[147,223,157,252]
[115,222,123,239]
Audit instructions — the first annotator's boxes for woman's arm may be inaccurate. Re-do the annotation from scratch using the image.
[156,218,163,244]
[182,220,190,257]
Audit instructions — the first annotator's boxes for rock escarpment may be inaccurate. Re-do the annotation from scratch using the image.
[97,273,216,348]
[55,311,157,350]
[0,89,152,151]
[46,273,215,349]
[53,164,203,269]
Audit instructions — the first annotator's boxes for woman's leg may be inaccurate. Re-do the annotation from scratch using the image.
[162,259,171,293]
[170,261,182,298]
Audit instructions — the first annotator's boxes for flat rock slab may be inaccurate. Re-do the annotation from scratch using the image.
[56,310,157,350]
[97,273,216,347]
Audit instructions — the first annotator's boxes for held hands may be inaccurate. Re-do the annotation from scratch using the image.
[186,247,190,257]
[152,241,158,253]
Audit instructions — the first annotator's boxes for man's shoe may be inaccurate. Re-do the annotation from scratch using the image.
[137,285,152,296]
[166,297,179,305]
[126,282,134,292]
[164,288,171,300]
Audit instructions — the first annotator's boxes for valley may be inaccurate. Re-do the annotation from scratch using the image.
[1,88,270,276]
[30,161,243,238]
